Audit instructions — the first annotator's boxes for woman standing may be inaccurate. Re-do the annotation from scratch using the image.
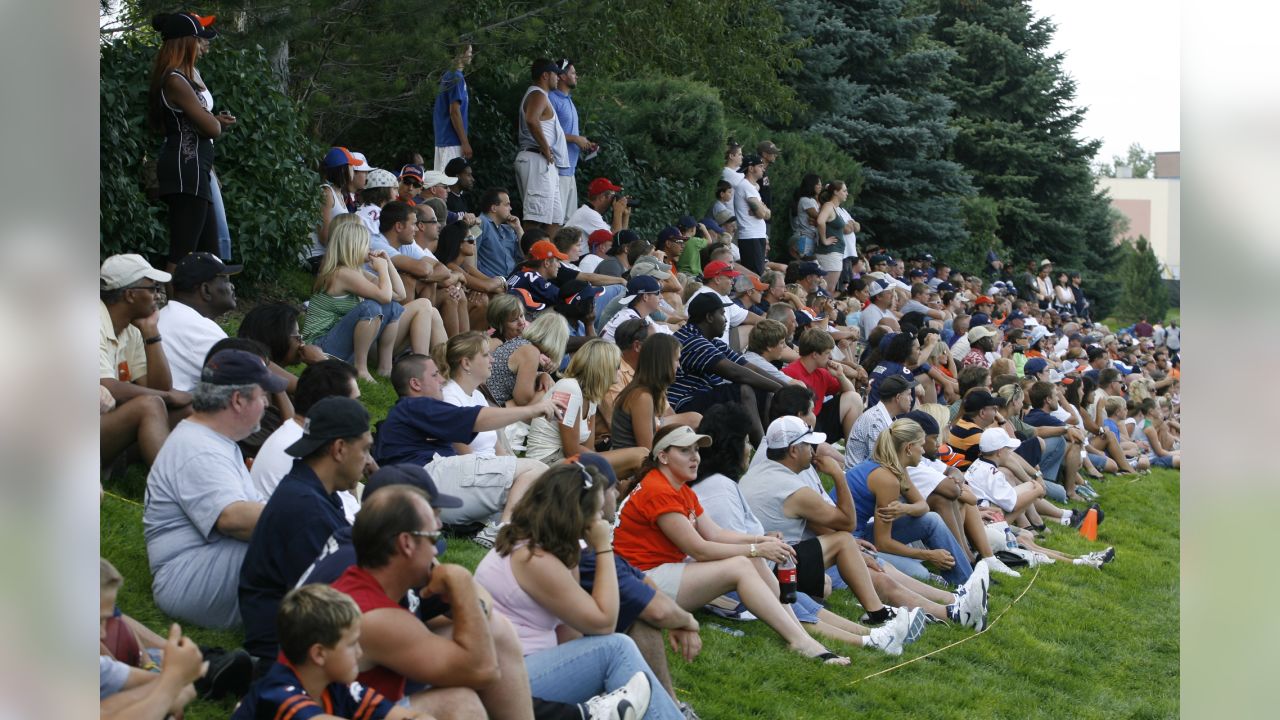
[613,425,852,665]
[814,182,850,292]
[789,173,821,260]
[149,12,234,271]
[304,147,358,269]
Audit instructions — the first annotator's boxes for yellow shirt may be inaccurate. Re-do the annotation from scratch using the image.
[100,302,147,382]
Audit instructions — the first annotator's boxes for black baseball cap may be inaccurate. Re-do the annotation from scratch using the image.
[795,261,823,278]
[577,453,618,488]
[152,12,218,41]
[172,252,243,291]
[362,464,464,508]
[284,397,371,457]
[962,390,1007,413]
[201,349,288,393]
[878,375,917,400]
[898,409,940,436]
[687,293,732,323]
[443,157,472,177]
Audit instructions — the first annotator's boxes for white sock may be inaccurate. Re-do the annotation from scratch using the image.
[1060,512,1073,525]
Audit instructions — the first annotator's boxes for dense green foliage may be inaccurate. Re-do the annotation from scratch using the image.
[1112,236,1169,323]
[99,39,320,284]
[777,0,975,254]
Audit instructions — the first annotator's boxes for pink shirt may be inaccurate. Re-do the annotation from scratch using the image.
[474,546,561,655]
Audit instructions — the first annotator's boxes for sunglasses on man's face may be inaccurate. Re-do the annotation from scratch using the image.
[403,179,422,189]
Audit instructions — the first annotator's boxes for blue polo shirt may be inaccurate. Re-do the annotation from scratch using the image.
[548,89,580,176]
[373,397,482,466]
[432,69,469,148]
[239,461,348,660]
[1024,408,1065,428]
[866,360,931,408]
[476,215,521,278]
[232,659,396,720]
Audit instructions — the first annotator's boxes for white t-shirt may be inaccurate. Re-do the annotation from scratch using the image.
[397,241,438,262]
[525,378,595,464]
[441,380,499,457]
[578,253,604,273]
[742,351,793,386]
[564,204,610,257]
[733,180,767,239]
[792,197,818,238]
[837,207,858,257]
[907,457,949,499]
[600,308,673,344]
[156,300,228,392]
[964,458,1018,513]
[250,419,360,523]
[860,302,889,341]
[721,167,744,189]
[688,286,747,345]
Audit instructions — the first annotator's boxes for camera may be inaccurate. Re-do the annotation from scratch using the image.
[626,197,640,208]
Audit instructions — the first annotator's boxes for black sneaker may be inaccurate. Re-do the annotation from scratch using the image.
[1090,503,1106,525]
[194,647,254,700]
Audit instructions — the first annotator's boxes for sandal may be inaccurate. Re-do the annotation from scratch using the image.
[811,650,851,666]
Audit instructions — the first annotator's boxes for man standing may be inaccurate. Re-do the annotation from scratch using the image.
[238,396,372,661]
[756,140,781,212]
[157,252,243,392]
[143,349,287,629]
[433,43,473,171]
[514,58,568,237]
[549,58,597,225]
[100,254,190,467]
[475,188,524,279]
[733,155,771,275]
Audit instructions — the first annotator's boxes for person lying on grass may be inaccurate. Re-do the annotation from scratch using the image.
[612,424,853,665]
[692,403,918,655]
[475,461,682,718]
[232,584,418,720]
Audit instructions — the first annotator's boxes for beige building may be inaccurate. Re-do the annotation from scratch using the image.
[1096,151,1180,279]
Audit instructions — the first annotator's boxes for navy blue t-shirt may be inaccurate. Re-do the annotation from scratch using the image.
[232,659,395,720]
[373,397,482,466]
[240,462,348,660]
[432,69,468,148]
[578,548,656,633]
[1024,409,1065,428]
[867,360,931,408]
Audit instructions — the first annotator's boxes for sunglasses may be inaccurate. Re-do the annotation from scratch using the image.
[407,529,442,543]
[403,179,423,188]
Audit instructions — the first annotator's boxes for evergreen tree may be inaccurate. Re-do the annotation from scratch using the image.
[928,0,1119,291]
[1114,236,1167,323]
[776,0,974,254]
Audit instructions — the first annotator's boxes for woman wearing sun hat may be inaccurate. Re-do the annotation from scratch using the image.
[149,11,235,271]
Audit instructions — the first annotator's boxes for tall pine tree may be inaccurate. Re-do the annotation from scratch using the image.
[777,0,974,254]
[928,0,1120,307]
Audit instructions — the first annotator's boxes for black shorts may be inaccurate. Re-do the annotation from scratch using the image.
[676,383,742,413]
[1014,437,1043,467]
[815,396,844,441]
[794,537,827,597]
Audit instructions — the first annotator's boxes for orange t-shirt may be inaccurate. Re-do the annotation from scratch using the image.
[614,469,703,571]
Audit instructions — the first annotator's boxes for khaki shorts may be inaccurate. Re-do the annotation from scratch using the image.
[513,151,562,224]
[644,561,689,599]
[424,454,517,526]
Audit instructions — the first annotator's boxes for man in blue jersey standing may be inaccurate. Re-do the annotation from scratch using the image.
[433,43,473,171]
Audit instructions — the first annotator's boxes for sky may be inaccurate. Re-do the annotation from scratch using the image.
[1029,1,1181,164]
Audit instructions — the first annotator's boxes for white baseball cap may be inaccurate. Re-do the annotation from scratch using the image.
[101,254,171,291]
[978,427,1021,453]
[422,170,458,188]
[350,152,373,172]
[652,425,712,457]
[763,416,826,450]
[364,168,398,189]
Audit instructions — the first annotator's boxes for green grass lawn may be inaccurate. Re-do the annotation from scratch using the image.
[102,458,1179,720]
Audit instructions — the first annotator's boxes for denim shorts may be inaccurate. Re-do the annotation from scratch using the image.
[313,299,404,363]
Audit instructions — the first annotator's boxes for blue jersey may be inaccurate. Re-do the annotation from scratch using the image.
[432,70,469,147]
[232,661,395,720]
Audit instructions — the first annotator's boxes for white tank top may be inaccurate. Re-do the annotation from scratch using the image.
[518,86,568,167]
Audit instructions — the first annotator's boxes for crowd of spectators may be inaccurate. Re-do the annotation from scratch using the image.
[102,28,1180,719]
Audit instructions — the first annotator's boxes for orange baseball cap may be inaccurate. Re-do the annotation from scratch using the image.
[529,239,569,261]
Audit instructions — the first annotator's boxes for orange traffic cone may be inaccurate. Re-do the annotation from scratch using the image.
[1078,508,1098,541]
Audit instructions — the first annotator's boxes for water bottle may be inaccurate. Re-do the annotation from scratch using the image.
[707,623,745,637]
[1004,527,1018,550]
[776,554,797,604]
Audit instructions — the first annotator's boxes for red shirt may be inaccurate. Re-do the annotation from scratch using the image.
[782,360,841,415]
[615,470,704,571]
[331,565,408,702]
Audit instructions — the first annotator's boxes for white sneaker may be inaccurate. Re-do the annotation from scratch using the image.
[895,606,927,644]
[472,521,503,549]
[982,555,1022,578]
[956,562,990,631]
[584,671,650,720]
[864,613,907,656]
[1030,552,1055,566]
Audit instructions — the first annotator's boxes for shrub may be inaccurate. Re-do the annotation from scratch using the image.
[100,40,321,285]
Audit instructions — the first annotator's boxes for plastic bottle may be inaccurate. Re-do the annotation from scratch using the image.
[706,623,745,638]
[776,554,797,604]
[1004,527,1018,550]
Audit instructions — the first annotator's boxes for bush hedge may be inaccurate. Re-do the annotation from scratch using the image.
[100,40,321,285]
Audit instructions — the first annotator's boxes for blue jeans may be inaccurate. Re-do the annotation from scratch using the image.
[864,511,973,586]
[209,169,232,260]
[313,299,404,364]
[1039,435,1066,483]
[1044,479,1067,503]
[523,633,683,719]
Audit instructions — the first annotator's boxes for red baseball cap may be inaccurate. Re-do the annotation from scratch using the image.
[975,295,995,305]
[588,229,614,248]
[529,239,569,261]
[703,260,740,279]
[588,177,623,196]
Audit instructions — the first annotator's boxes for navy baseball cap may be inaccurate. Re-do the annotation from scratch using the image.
[898,409,940,436]
[202,349,288,393]
[795,261,823,278]
[971,312,992,327]
[363,464,463,508]
[1024,358,1049,377]
[284,396,371,457]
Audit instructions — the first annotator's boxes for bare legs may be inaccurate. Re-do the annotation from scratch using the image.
[101,395,169,466]
[838,391,863,439]
[353,316,381,382]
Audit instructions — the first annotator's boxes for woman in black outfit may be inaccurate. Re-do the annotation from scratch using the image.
[148,12,236,270]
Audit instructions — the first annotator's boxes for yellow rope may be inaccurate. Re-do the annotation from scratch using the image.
[103,490,143,508]
[848,564,1042,686]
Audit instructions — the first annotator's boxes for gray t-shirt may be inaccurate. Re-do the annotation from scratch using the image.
[100,655,131,699]
[860,303,889,340]
[742,351,792,386]
[900,299,932,317]
[691,473,765,536]
[144,420,262,629]
[738,458,816,544]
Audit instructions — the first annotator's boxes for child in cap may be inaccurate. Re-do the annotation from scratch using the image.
[232,584,416,720]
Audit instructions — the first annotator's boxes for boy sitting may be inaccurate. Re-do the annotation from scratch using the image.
[233,584,417,719]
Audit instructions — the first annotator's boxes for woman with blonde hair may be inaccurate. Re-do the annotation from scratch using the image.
[525,340,650,475]
[300,214,443,382]
[485,293,530,351]
[488,312,570,406]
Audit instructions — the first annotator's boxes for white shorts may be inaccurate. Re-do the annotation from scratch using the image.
[424,454,517,526]
[513,151,562,224]
[558,174,578,226]
[434,145,462,172]
[644,561,689,599]
[816,252,843,272]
